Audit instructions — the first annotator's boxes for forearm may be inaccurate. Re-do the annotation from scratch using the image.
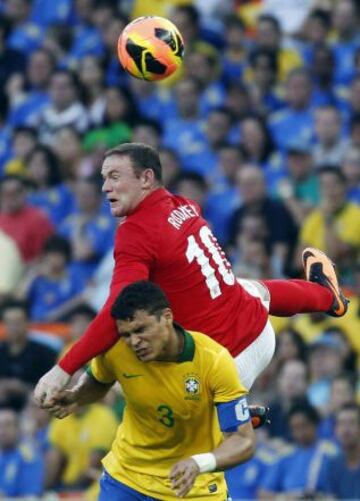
[71,372,112,407]
[58,303,119,374]
[212,423,255,470]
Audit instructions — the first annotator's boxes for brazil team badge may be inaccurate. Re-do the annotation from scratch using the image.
[183,373,201,400]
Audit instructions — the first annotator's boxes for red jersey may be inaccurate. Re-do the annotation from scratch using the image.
[0,205,53,262]
[60,188,268,374]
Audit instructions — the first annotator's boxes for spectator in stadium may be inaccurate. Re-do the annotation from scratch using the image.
[313,105,347,168]
[3,125,37,176]
[184,47,226,116]
[323,404,360,499]
[58,176,115,279]
[158,146,182,189]
[37,69,89,144]
[310,45,341,108]
[0,300,57,411]
[205,143,245,245]
[348,114,360,149]
[269,68,314,150]
[307,335,345,411]
[131,119,162,151]
[224,81,252,122]
[26,143,75,226]
[341,147,360,204]
[247,47,284,115]
[0,14,26,96]
[318,372,357,440]
[275,327,308,366]
[233,233,272,280]
[302,9,332,65]
[4,0,44,56]
[18,235,86,322]
[101,13,128,86]
[332,0,360,85]
[82,86,134,152]
[0,230,24,302]
[172,171,208,210]
[7,48,54,127]
[0,175,54,262]
[239,114,277,170]
[221,14,248,84]
[45,383,117,495]
[259,400,337,498]
[298,166,360,284]
[348,75,360,117]
[230,165,298,276]
[276,139,319,226]
[163,77,207,173]
[53,126,95,182]
[77,55,106,127]
[0,408,45,497]
[256,14,303,81]
[267,360,308,440]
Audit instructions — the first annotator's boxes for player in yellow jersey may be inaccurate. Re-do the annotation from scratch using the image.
[48,281,255,500]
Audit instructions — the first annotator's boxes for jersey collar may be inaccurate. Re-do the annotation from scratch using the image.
[175,323,195,363]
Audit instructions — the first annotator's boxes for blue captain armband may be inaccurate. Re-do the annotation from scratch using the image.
[216,397,251,433]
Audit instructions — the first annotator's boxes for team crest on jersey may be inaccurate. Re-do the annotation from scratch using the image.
[183,373,201,400]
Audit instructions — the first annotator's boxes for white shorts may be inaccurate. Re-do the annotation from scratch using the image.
[234,279,276,390]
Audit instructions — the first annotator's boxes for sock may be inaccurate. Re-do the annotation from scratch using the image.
[262,279,333,317]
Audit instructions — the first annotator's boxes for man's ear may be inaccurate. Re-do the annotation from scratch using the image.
[141,168,156,188]
[163,308,173,324]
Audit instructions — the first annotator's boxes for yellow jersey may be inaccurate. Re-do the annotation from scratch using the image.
[48,404,118,485]
[90,328,248,500]
[300,203,360,251]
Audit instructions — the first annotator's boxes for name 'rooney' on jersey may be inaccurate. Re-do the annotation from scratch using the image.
[168,204,199,229]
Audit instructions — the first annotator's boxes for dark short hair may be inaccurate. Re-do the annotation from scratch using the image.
[111,281,170,321]
[308,8,332,29]
[288,399,320,425]
[317,165,346,184]
[258,14,281,33]
[104,142,163,182]
[173,171,207,192]
[1,299,30,320]
[43,235,72,262]
[67,303,97,320]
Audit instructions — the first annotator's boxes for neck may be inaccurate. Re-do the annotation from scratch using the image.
[159,325,184,362]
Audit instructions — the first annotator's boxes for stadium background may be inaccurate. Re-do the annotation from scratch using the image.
[0,0,359,499]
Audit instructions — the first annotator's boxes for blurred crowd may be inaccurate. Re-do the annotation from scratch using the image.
[0,0,360,499]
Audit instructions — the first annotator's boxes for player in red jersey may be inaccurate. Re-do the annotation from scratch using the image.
[35,143,348,412]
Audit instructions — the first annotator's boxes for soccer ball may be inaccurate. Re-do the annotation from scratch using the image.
[118,16,184,81]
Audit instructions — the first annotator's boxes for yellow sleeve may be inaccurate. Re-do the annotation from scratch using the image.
[90,408,118,451]
[48,419,68,454]
[90,355,116,384]
[210,348,248,404]
[300,212,318,246]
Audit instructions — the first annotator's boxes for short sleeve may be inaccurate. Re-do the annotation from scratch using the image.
[210,348,248,404]
[90,355,116,384]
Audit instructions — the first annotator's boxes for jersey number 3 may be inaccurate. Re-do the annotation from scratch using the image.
[186,225,235,299]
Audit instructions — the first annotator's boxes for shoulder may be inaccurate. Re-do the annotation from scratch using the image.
[190,330,226,356]
[18,442,40,463]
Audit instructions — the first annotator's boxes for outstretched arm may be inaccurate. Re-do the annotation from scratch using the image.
[45,371,113,419]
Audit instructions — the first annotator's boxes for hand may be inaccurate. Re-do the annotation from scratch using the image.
[169,458,200,498]
[44,389,79,419]
[34,365,71,407]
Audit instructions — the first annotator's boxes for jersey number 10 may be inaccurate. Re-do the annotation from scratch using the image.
[186,225,235,299]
